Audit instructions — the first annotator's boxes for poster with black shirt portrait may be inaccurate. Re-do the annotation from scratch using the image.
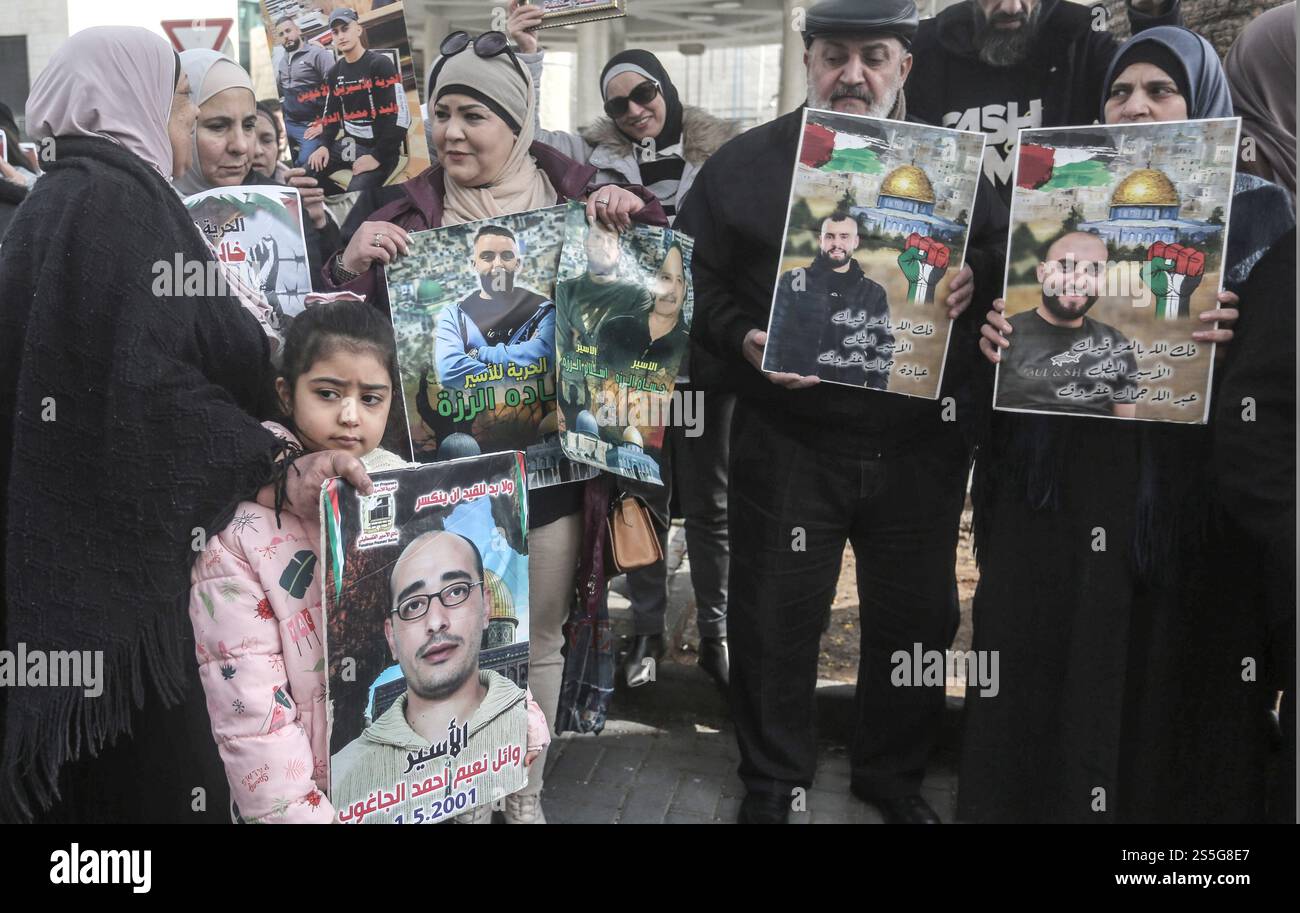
[763,109,985,399]
[994,119,1239,422]
[554,202,694,486]
[386,205,595,490]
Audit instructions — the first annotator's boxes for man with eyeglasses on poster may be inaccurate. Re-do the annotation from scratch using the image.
[330,530,536,822]
[434,224,555,391]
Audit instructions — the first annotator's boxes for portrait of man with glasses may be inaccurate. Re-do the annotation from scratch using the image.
[329,525,534,821]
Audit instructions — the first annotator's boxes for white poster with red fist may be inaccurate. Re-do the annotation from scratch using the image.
[762,108,985,399]
[994,118,1240,423]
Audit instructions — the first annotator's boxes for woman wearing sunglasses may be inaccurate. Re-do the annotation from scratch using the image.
[508,1,739,224]
[321,28,666,826]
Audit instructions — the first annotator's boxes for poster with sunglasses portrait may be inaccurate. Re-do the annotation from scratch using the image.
[185,185,312,330]
[385,204,597,490]
[322,452,532,823]
[553,201,694,486]
[994,119,1240,423]
[536,0,627,29]
[764,109,986,400]
[256,1,430,193]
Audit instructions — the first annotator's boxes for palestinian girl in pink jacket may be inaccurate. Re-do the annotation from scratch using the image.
[189,299,548,822]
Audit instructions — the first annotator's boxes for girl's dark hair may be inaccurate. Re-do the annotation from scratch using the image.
[277,300,398,412]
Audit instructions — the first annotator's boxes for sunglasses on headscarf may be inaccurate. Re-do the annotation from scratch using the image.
[430,30,528,89]
[604,80,661,119]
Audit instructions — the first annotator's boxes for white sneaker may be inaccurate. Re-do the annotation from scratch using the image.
[503,792,546,824]
[452,802,493,824]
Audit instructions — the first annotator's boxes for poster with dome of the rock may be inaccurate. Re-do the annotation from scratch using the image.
[994,118,1240,423]
[321,453,533,823]
[763,108,986,399]
[553,202,694,486]
[385,205,596,490]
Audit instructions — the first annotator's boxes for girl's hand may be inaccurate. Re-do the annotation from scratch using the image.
[524,749,541,768]
[340,220,411,274]
[585,185,644,232]
[284,167,328,229]
[1193,289,1239,348]
[508,1,544,54]
[978,297,1012,364]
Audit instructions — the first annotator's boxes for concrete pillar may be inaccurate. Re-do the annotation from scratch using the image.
[575,22,614,129]
[777,0,806,115]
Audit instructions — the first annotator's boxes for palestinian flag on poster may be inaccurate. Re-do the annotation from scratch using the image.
[1016,135,1118,191]
[799,120,887,174]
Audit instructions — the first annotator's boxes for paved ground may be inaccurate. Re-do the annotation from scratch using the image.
[537,526,962,824]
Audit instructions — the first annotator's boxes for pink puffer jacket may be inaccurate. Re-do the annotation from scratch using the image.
[189,425,550,823]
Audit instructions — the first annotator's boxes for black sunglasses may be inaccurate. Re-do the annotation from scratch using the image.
[430,30,528,90]
[604,79,661,119]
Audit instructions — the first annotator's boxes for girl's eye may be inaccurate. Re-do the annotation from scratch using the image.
[362,394,385,406]
[316,389,339,400]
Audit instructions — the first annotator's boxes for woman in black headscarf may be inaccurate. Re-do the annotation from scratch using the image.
[964,26,1293,823]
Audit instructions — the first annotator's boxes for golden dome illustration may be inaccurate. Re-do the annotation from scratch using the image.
[879,165,935,203]
[484,568,516,620]
[1111,168,1179,206]
[622,425,644,448]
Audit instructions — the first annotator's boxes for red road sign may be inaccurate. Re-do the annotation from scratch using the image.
[160,18,234,52]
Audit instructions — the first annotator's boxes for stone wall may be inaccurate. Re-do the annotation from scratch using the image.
[1097,0,1293,56]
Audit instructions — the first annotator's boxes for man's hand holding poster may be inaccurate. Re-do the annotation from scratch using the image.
[762,109,985,398]
[322,453,531,823]
[993,119,1240,423]
[553,202,694,485]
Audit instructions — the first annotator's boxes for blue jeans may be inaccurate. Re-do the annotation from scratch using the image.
[283,117,325,168]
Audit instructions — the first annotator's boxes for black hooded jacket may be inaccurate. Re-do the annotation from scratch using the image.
[678,105,1008,453]
[907,0,1182,203]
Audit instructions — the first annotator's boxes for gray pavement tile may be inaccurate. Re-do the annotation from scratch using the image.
[669,774,723,819]
[619,783,676,823]
[548,800,622,825]
[715,796,743,823]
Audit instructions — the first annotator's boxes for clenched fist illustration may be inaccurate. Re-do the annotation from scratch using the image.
[1143,241,1204,320]
[897,233,950,304]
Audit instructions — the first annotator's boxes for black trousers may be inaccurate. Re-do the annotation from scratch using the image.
[727,398,966,799]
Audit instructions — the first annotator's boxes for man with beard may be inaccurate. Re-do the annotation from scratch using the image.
[994,231,1139,417]
[434,224,555,391]
[766,211,895,389]
[555,221,653,353]
[679,0,1008,825]
[330,530,533,823]
[908,0,1182,204]
[274,16,335,167]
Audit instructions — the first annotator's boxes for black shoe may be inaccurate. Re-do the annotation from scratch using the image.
[738,792,790,824]
[623,633,664,687]
[855,789,942,824]
[699,635,729,688]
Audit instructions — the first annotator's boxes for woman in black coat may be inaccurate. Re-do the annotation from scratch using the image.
[0,26,369,822]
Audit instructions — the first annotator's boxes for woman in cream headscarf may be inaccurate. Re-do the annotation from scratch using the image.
[320,30,667,826]
[176,49,339,289]
[0,26,371,823]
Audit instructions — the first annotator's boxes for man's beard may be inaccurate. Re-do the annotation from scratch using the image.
[973,2,1042,68]
[283,37,301,51]
[479,269,516,295]
[1041,288,1097,322]
[815,248,852,269]
[807,77,901,118]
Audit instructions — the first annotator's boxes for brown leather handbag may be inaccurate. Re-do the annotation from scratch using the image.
[604,492,663,577]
